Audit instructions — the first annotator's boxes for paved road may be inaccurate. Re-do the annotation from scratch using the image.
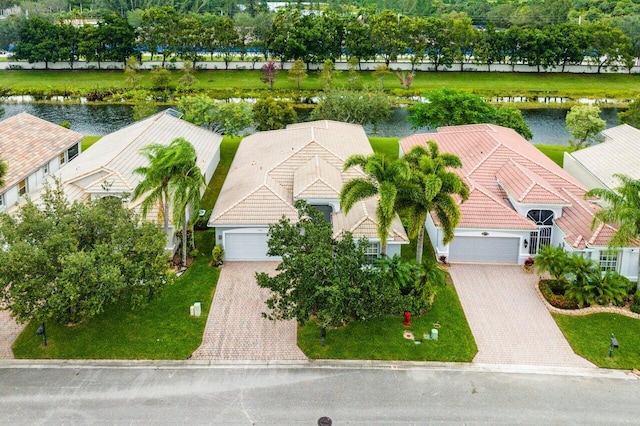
[1,362,638,424]
[449,264,594,367]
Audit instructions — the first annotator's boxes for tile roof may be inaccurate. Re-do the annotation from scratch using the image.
[27,111,222,225]
[210,120,409,243]
[567,124,640,189]
[0,112,83,191]
[400,124,628,249]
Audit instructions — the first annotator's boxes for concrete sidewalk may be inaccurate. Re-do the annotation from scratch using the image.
[449,264,594,368]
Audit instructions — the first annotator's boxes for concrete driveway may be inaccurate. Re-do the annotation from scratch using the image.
[0,310,24,359]
[449,264,594,368]
[191,262,306,361]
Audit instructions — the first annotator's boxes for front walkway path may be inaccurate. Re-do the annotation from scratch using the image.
[191,262,306,361]
[449,264,594,368]
[0,310,25,359]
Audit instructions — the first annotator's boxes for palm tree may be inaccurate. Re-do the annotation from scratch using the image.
[586,174,640,287]
[171,162,205,267]
[340,153,410,257]
[132,138,197,234]
[399,143,469,264]
[0,158,7,188]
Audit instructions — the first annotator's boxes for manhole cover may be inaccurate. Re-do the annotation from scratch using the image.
[318,416,332,426]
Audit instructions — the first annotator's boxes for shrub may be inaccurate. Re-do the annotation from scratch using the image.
[539,279,579,310]
[211,245,224,266]
[631,291,640,314]
[194,209,210,230]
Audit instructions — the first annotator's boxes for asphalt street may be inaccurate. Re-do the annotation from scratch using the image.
[1,362,639,424]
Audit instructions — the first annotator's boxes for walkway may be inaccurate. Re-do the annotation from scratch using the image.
[449,264,594,368]
[191,262,306,361]
[0,310,25,359]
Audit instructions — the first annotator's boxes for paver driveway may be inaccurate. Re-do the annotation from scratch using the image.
[0,309,24,359]
[191,262,306,361]
[449,264,594,368]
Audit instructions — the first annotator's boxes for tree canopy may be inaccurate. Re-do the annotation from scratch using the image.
[0,182,170,325]
[565,105,605,150]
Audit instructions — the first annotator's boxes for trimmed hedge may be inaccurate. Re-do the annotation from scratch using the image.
[539,279,579,310]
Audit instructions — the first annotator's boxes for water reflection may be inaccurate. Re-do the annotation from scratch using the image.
[0,103,620,145]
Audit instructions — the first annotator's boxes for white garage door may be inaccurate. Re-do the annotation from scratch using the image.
[449,236,519,264]
[224,230,274,261]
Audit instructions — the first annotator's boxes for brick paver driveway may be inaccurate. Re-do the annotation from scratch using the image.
[191,262,306,361]
[0,309,24,359]
[449,264,594,368]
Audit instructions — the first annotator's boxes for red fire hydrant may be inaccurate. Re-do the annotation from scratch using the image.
[403,310,411,327]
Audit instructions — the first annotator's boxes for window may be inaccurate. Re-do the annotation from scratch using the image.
[42,162,49,175]
[67,143,79,162]
[365,242,380,264]
[0,193,4,209]
[599,250,619,272]
[18,179,27,196]
[526,209,554,255]
[59,152,66,165]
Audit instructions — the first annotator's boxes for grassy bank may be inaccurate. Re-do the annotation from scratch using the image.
[0,69,638,103]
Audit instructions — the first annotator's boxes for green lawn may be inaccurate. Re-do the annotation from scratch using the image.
[553,313,640,369]
[12,230,219,359]
[81,135,101,152]
[200,136,241,211]
[298,281,477,361]
[535,144,571,167]
[1,69,638,101]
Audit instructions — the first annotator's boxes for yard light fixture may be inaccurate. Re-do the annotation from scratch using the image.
[523,239,529,249]
[35,322,47,347]
[609,333,619,357]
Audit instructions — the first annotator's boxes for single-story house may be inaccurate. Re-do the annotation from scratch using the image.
[563,124,640,191]
[33,110,222,252]
[208,120,409,261]
[400,124,638,281]
[0,112,83,212]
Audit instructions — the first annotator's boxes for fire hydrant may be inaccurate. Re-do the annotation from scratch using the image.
[403,310,411,327]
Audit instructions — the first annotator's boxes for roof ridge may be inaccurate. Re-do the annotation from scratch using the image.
[467,142,501,176]
[509,159,571,204]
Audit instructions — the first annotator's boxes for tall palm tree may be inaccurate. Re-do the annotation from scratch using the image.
[340,153,410,257]
[132,138,197,234]
[586,174,640,287]
[171,162,205,267]
[399,143,469,264]
[0,158,7,188]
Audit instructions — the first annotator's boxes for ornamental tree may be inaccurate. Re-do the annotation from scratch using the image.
[0,182,170,325]
[565,105,605,150]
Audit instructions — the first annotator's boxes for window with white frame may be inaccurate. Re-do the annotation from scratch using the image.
[0,193,4,209]
[67,143,79,162]
[599,250,619,272]
[365,242,380,263]
[18,179,27,196]
[59,152,66,165]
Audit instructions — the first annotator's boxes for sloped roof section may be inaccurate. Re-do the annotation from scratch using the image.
[0,112,83,190]
[293,155,342,199]
[568,124,640,189]
[399,124,632,248]
[332,197,409,242]
[496,159,570,205]
[210,120,408,243]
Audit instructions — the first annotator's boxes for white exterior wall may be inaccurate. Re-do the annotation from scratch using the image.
[563,153,606,191]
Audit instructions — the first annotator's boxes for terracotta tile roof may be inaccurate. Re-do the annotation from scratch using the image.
[332,196,408,242]
[400,124,632,249]
[496,159,571,205]
[0,112,83,191]
[210,120,409,243]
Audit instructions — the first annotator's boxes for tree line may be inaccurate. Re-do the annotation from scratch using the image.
[1,6,637,73]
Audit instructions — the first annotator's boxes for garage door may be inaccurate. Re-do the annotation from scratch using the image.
[448,236,519,264]
[224,230,274,261]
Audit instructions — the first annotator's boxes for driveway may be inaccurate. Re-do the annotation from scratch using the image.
[0,309,24,359]
[449,264,594,368]
[191,262,306,361]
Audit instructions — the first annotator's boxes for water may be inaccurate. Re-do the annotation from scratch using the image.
[0,102,620,145]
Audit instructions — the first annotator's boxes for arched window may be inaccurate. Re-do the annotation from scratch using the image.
[526,210,553,254]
